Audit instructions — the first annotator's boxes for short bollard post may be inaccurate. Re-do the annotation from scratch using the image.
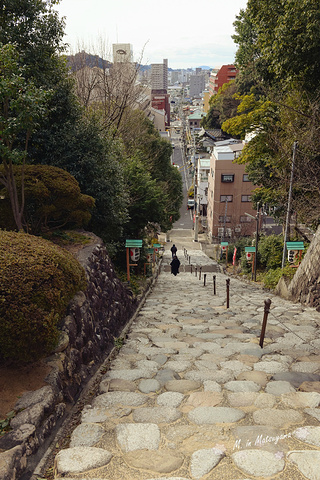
[259,298,271,348]
[213,275,216,295]
[204,274,206,287]
[226,278,230,308]
[191,264,193,274]
[195,267,197,277]
[199,266,202,280]
[189,256,191,265]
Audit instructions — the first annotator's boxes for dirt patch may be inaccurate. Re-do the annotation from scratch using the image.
[0,361,52,419]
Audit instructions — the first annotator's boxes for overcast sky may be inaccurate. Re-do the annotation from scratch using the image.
[55,0,248,69]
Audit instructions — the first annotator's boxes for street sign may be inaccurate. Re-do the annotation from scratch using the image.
[125,239,143,281]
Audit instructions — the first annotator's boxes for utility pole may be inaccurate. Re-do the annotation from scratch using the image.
[194,161,198,242]
[254,202,260,282]
[223,197,228,242]
[281,141,298,269]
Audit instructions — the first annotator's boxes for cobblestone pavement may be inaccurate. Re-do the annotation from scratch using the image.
[54,232,320,480]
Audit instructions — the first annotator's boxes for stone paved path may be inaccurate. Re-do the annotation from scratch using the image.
[54,234,320,480]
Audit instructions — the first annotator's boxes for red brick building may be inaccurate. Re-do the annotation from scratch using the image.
[209,65,238,95]
[151,90,170,127]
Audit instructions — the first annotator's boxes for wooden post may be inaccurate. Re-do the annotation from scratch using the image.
[126,248,130,281]
[226,278,230,308]
[259,299,271,348]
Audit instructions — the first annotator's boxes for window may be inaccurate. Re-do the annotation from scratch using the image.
[241,195,252,202]
[219,216,231,223]
[221,174,234,183]
[240,215,253,223]
[220,195,233,202]
[243,174,250,182]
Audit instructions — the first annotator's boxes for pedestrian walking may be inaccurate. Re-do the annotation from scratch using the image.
[170,255,180,276]
[171,244,177,258]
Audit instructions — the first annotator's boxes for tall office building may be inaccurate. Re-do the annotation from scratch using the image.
[151,59,168,91]
[151,59,170,128]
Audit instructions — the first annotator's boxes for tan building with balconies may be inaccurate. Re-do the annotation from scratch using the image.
[207,140,256,240]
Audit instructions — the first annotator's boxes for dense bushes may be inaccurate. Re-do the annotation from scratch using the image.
[0,165,95,234]
[0,231,86,363]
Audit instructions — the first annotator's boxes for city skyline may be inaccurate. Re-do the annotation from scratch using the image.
[55,0,248,69]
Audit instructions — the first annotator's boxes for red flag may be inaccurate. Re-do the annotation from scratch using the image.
[232,247,237,265]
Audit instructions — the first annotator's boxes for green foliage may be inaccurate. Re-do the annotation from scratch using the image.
[0,165,94,234]
[0,411,15,436]
[0,0,66,87]
[0,230,86,363]
[0,43,51,230]
[202,82,240,130]
[257,234,283,270]
[262,265,296,290]
[230,0,320,227]
[124,155,165,238]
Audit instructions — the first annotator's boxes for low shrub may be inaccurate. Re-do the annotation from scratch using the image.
[262,265,296,290]
[0,231,86,363]
[0,165,95,234]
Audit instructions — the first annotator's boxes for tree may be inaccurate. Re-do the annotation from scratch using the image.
[0,0,66,87]
[69,49,148,135]
[0,44,50,231]
[227,0,320,228]
[233,0,320,96]
[119,110,183,233]
[123,156,165,238]
[201,82,240,130]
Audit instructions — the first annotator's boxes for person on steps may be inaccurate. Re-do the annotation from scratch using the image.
[171,244,177,258]
[170,255,180,276]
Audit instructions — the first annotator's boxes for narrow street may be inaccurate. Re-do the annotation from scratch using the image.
[52,230,320,480]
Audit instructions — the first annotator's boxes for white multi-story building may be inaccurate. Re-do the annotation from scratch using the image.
[112,43,133,63]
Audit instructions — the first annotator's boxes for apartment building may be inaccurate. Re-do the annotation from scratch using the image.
[207,140,256,240]
[208,65,238,96]
[151,59,168,91]
[189,74,206,98]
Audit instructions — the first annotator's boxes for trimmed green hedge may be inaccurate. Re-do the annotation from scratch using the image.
[0,231,86,363]
[0,165,95,234]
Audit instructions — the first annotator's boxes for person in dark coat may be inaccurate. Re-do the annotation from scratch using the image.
[171,244,177,257]
[170,255,180,276]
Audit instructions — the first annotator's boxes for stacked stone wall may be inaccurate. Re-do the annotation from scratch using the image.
[287,226,320,310]
[0,240,155,480]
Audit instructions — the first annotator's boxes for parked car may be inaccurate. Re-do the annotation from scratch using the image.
[187,199,195,210]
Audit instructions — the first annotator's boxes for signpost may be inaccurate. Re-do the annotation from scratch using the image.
[144,247,154,275]
[221,242,228,266]
[245,246,256,280]
[125,240,143,281]
[286,241,304,267]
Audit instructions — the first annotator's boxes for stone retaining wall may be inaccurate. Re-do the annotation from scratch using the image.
[287,225,320,310]
[0,241,156,480]
[275,225,320,310]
